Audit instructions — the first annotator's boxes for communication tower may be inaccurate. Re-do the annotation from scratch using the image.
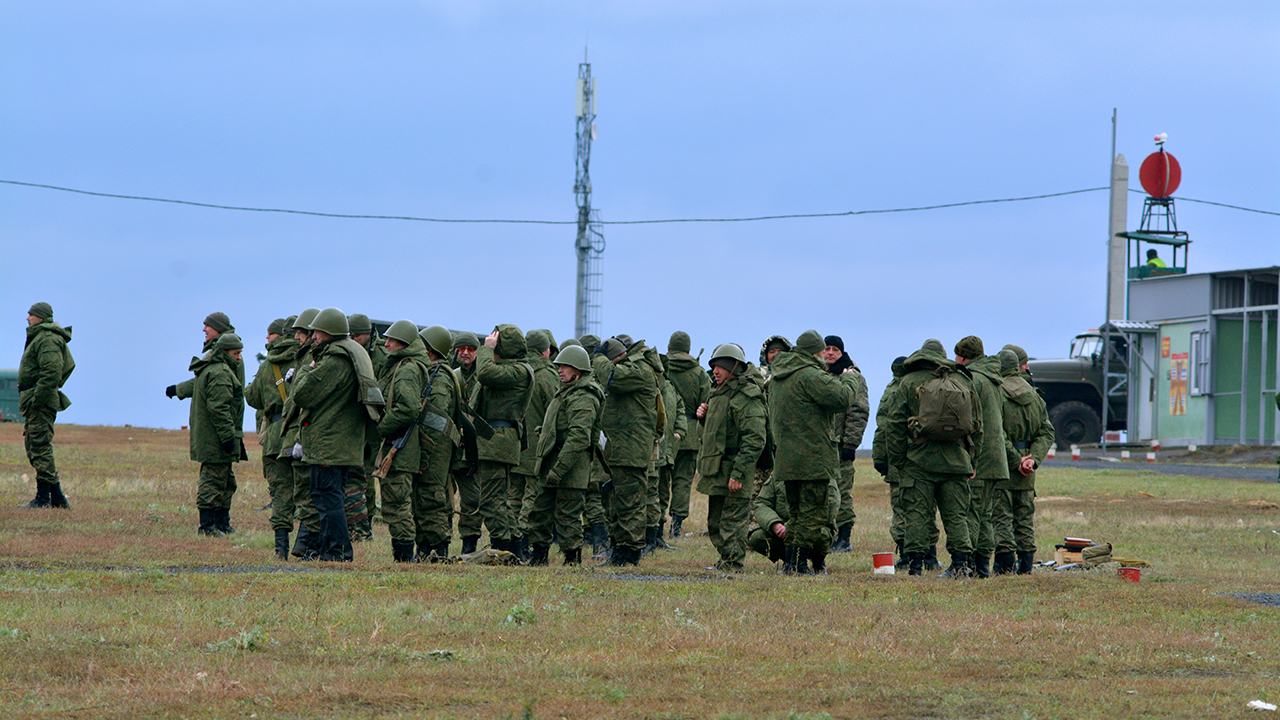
[573,52,605,339]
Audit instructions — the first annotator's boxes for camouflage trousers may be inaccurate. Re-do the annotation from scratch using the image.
[292,460,319,533]
[993,488,1036,554]
[414,469,453,550]
[455,469,481,540]
[888,479,938,547]
[197,462,236,510]
[668,450,697,520]
[607,465,648,552]
[967,478,998,556]
[263,454,295,531]
[901,464,971,557]
[22,406,59,484]
[528,485,585,553]
[645,465,662,527]
[476,460,515,544]
[508,471,540,539]
[784,479,834,554]
[581,457,610,534]
[748,526,786,563]
[707,492,750,572]
[835,459,857,528]
[344,448,373,541]
[379,470,414,544]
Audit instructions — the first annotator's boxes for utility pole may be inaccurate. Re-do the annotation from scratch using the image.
[1106,108,1129,322]
[574,51,605,339]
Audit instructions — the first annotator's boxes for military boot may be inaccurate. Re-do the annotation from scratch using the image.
[992,551,1017,575]
[782,546,799,575]
[292,525,319,559]
[528,544,550,566]
[972,553,990,579]
[391,540,415,562]
[48,483,70,509]
[641,526,658,555]
[923,546,943,571]
[894,541,910,570]
[563,547,582,566]
[795,548,814,575]
[460,536,479,555]
[830,523,853,553]
[655,520,677,550]
[215,509,235,535]
[515,535,531,562]
[669,515,683,538]
[908,553,924,576]
[607,546,639,567]
[1016,551,1036,575]
[809,550,828,575]
[589,525,610,558]
[197,509,220,536]
[939,553,972,579]
[21,481,51,508]
[433,542,452,562]
[273,529,290,560]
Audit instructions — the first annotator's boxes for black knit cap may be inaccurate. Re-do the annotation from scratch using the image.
[823,335,844,352]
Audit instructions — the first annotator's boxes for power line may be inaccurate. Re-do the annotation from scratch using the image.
[3,178,1276,224]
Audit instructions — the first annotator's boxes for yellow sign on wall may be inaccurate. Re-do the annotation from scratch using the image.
[1170,352,1188,416]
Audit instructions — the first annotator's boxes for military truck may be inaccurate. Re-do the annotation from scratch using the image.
[1027,329,1131,450]
[0,369,22,422]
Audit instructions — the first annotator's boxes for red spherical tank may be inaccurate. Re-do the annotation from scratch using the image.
[1139,150,1181,198]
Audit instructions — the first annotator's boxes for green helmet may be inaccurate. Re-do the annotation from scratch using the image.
[419,325,453,357]
[294,308,321,332]
[347,313,373,335]
[384,319,419,345]
[709,343,747,372]
[309,307,349,336]
[553,345,592,373]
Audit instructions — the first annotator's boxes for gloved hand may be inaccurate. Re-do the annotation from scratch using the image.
[291,443,303,459]
[284,368,296,383]
[220,440,235,454]
[840,448,857,462]
[874,461,888,477]
[165,385,178,398]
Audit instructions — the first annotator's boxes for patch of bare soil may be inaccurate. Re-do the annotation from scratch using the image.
[1168,444,1280,467]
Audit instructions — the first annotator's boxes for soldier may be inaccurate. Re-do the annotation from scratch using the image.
[752,335,791,502]
[245,318,300,558]
[528,345,605,566]
[749,470,840,568]
[767,330,854,574]
[413,326,463,561]
[167,312,238,400]
[278,308,322,558]
[647,364,686,551]
[17,302,74,509]
[451,331,482,553]
[188,332,247,535]
[665,331,711,538]
[373,320,431,562]
[953,335,1009,579]
[695,343,767,573]
[509,329,559,560]
[821,335,870,553]
[993,347,1054,575]
[599,336,663,566]
[291,307,383,562]
[471,325,534,555]
[885,338,983,577]
[577,334,613,556]
[346,313,386,543]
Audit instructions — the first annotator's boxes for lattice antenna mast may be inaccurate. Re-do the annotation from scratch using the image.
[573,51,605,339]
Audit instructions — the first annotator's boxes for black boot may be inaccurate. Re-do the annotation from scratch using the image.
[48,483,69,509]
[274,529,290,560]
[1016,551,1036,575]
[515,535,531,562]
[972,553,990,579]
[809,550,828,575]
[608,546,639,567]
[589,525,609,558]
[529,544,550,566]
[460,536,479,555]
[21,481,51,508]
[197,509,220,536]
[908,552,924,576]
[292,525,317,559]
[641,526,658,555]
[830,523,853,553]
[563,547,582,566]
[215,508,235,535]
[670,515,683,538]
[894,541,910,570]
[992,551,1016,575]
[795,548,814,575]
[939,553,972,579]
[782,546,799,575]
[392,540,415,562]
[655,520,677,549]
[923,545,943,571]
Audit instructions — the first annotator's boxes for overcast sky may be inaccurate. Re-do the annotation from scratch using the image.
[2,2,1277,438]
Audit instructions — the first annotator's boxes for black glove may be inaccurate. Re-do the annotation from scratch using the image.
[220,440,235,454]
[165,385,178,398]
[840,448,857,462]
[874,461,888,477]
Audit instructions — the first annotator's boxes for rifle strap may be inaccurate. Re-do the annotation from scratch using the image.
[271,363,288,403]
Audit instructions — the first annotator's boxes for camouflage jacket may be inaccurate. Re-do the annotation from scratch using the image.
[188,348,246,464]
[965,355,1010,482]
[696,370,767,495]
[536,376,605,489]
[516,352,560,475]
[767,349,854,482]
[601,341,662,468]
[244,335,299,455]
[884,347,984,480]
[666,352,711,452]
[828,355,870,452]
[18,320,73,414]
[998,368,1054,491]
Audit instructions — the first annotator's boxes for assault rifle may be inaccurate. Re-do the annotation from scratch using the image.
[374,362,467,480]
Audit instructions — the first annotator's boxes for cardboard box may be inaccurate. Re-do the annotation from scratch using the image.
[1055,548,1083,565]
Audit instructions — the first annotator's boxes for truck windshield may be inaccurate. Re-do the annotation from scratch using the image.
[1070,336,1102,359]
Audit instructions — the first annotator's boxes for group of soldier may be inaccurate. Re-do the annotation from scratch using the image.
[18,301,1056,578]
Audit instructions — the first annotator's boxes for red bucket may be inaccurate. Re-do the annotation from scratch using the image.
[1118,567,1141,583]
[872,552,895,574]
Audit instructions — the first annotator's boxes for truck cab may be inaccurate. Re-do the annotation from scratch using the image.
[1026,331,1129,449]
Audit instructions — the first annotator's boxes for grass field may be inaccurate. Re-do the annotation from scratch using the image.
[1,424,1279,719]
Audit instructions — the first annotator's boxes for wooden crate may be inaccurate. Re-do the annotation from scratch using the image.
[1054,548,1083,565]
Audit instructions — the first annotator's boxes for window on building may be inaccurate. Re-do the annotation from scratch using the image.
[1189,330,1211,396]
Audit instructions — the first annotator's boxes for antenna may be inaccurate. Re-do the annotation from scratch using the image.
[573,52,605,339]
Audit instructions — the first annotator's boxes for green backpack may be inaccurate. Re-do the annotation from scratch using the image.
[908,365,975,442]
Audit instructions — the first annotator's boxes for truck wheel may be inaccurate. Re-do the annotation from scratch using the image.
[1049,401,1102,450]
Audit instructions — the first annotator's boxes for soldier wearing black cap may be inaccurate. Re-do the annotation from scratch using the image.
[18,302,74,509]
[821,335,870,553]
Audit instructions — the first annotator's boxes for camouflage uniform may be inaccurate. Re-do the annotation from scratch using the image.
[646,374,687,547]
[451,333,482,551]
[244,327,300,543]
[18,305,73,508]
[187,337,247,533]
[346,314,386,542]
[470,325,533,553]
[278,328,321,558]
[374,336,432,560]
[529,371,605,563]
[750,471,840,565]
[696,364,767,572]
[600,339,663,564]
[993,349,1054,574]
[954,338,1009,578]
[665,332,711,533]
[509,330,559,555]
[871,359,939,563]
[825,341,869,552]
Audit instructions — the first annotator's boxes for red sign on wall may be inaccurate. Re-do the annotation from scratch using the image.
[1161,337,1171,358]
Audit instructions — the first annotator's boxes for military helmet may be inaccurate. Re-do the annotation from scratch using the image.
[709,343,747,372]
[420,325,453,357]
[309,307,349,337]
[553,345,592,373]
[294,308,321,332]
[384,319,419,345]
[347,313,373,335]
[560,338,583,350]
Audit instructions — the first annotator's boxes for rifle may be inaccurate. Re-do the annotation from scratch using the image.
[374,361,452,480]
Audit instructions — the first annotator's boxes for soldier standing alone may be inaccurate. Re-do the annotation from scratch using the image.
[188,333,247,535]
[18,302,74,509]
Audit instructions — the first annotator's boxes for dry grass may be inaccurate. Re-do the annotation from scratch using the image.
[1,423,1279,719]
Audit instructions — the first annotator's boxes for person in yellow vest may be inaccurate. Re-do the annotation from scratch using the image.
[1146,249,1167,268]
